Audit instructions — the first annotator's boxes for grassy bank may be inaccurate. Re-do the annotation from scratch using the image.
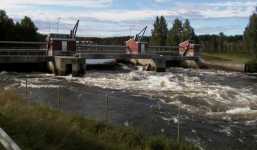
[203,52,252,64]
[0,90,198,150]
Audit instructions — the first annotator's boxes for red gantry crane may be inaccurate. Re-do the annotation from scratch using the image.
[126,26,148,55]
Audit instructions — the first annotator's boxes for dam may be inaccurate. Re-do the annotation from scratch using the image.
[0,33,201,76]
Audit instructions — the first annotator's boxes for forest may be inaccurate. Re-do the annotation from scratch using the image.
[0,10,44,41]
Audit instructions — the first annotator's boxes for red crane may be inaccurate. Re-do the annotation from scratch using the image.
[70,20,80,39]
[126,26,148,55]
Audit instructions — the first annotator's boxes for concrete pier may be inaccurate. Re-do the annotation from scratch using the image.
[153,58,166,72]
[53,56,85,76]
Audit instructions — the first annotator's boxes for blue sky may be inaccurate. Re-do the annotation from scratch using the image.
[1,0,257,37]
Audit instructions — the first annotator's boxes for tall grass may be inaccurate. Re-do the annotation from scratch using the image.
[203,52,252,64]
[0,90,198,150]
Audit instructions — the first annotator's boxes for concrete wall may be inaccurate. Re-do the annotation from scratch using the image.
[0,56,52,64]
[53,56,85,76]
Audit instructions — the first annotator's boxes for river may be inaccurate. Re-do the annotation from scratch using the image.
[0,67,257,150]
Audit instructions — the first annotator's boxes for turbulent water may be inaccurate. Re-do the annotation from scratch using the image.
[62,68,257,121]
[0,68,257,150]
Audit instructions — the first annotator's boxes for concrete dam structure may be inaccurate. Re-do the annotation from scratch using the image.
[0,33,201,76]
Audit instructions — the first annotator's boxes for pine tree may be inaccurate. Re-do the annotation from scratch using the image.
[150,16,168,46]
[20,16,39,41]
[0,10,43,41]
[244,12,257,58]
[182,19,195,41]
[167,18,183,46]
[218,32,225,53]
[0,10,15,41]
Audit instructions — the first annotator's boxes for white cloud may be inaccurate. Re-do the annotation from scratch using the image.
[1,0,113,9]
[174,1,256,18]
[2,0,256,22]
[1,0,256,36]
[154,0,170,3]
[6,9,178,23]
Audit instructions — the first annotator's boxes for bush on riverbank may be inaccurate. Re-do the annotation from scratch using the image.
[0,90,198,150]
[203,52,252,64]
[245,59,257,73]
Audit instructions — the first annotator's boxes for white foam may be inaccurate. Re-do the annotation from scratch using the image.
[60,69,257,119]
[219,127,232,136]
[19,82,61,89]
[4,68,256,120]
[0,71,8,75]
[226,107,257,115]
[16,76,63,89]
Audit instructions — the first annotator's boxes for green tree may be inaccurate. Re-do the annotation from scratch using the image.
[182,19,195,41]
[0,10,15,41]
[0,10,43,41]
[167,18,183,46]
[218,32,225,53]
[244,12,257,58]
[150,16,168,45]
[19,16,39,41]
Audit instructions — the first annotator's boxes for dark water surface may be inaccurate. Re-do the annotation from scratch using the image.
[0,68,257,150]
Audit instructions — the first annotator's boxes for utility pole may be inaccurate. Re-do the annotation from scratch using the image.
[25,78,28,99]
[129,24,135,37]
[105,94,110,123]
[177,103,181,143]
[49,21,51,33]
[57,17,61,33]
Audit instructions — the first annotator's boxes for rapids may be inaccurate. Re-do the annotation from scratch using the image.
[0,68,257,150]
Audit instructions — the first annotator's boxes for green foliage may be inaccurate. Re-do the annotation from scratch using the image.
[19,16,39,41]
[0,9,43,41]
[182,19,196,41]
[244,13,257,59]
[245,58,257,72]
[166,18,196,46]
[203,52,252,64]
[0,10,15,41]
[198,34,245,54]
[150,16,168,46]
[0,90,199,150]
[146,136,199,150]
[167,18,183,46]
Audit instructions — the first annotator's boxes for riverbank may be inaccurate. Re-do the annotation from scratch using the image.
[202,53,251,64]
[200,59,245,72]
[201,53,253,72]
[0,90,198,150]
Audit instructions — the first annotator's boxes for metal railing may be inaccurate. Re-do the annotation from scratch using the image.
[77,44,127,54]
[77,44,180,55]
[77,44,126,55]
[0,49,48,56]
[0,41,182,57]
[0,41,47,45]
[0,41,48,56]
[147,46,179,55]
[0,128,21,150]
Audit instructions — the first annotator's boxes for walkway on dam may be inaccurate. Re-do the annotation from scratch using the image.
[0,41,199,64]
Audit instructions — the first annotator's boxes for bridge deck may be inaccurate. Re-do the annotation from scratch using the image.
[76,53,198,60]
[0,42,199,64]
